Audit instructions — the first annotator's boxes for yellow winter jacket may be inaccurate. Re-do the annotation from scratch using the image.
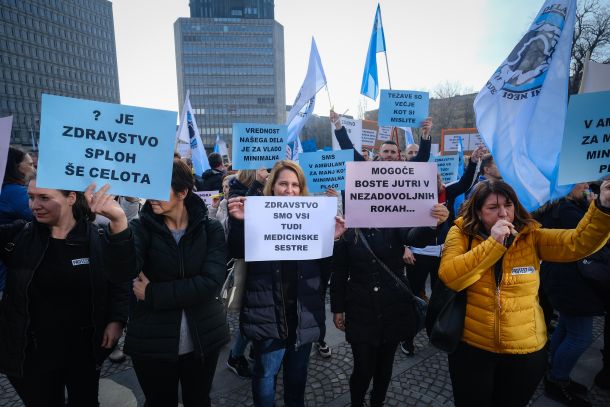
[439,201,610,354]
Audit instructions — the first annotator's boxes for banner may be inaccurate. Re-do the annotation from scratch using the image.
[299,149,353,193]
[378,90,429,127]
[377,126,392,141]
[194,190,219,206]
[361,128,377,148]
[0,116,13,184]
[344,161,438,228]
[231,123,287,170]
[558,91,610,184]
[37,94,176,200]
[244,196,337,261]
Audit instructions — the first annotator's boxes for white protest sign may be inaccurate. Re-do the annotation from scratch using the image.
[194,190,218,206]
[362,128,377,147]
[0,116,13,184]
[332,116,362,152]
[431,155,459,184]
[244,196,337,261]
[345,161,438,228]
[378,126,392,141]
[467,133,484,150]
[431,143,440,157]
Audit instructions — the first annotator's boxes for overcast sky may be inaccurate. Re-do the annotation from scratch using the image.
[110,0,560,118]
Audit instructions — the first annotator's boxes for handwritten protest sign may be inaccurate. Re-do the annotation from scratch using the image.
[244,196,337,261]
[430,155,459,184]
[377,126,392,141]
[299,149,353,193]
[0,116,13,184]
[331,117,362,152]
[345,161,438,228]
[558,91,610,185]
[441,129,483,153]
[361,128,377,147]
[378,90,429,127]
[232,123,286,170]
[194,190,219,206]
[37,94,176,200]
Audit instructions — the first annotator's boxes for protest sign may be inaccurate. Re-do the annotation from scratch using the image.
[37,94,176,201]
[0,116,13,184]
[331,116,362,152]
[194,190,219,206]
[430,155,459,184]
[244,196,337,261]
[345,161,438,228]
[558,91,610,185]
[378,90,429,127]
[431,144,440,157]
[362,128,377,147]
[232,123,287,170]
[441,128,482,153]
[299,149,353,193]
[378,126,392,141]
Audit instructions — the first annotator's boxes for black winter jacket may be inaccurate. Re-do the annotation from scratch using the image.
[125,193,229,361]
[196,169,225,192]
[331,227,436,345]
[0,220,134,377]
[539,198,605,316]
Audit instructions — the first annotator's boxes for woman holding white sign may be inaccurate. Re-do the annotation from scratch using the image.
[228,160,346,407]
[330,204,449,407]
[438,179,610,406]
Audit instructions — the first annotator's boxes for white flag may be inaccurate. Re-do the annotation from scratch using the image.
[579,58,610,94]
[286,37,327,143]
[176,91,209,175]
[474,0,576,211]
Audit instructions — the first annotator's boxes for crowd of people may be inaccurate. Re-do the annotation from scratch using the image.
[0,111,609,407]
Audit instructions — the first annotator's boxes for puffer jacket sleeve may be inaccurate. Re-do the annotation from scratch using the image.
[330,237,349,313]
[102,226,136,283]
[438,226,506,291]
[145,219,227,310]
[536,200,610,263]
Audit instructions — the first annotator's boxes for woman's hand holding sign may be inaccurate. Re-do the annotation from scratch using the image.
[84,183,128,234]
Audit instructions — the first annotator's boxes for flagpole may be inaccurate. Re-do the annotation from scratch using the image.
[384,51,392,90]
[325,85,334,110]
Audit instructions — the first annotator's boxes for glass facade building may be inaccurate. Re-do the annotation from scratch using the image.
[189,0,274,20]
[0,0,120,146]
[175,1,285,147]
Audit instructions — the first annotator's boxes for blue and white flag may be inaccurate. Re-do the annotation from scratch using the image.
[287,97,315,161]
[402,127,414,145]
[213,133,229,159]
[286,38,326,136]
[456,136,465,179]
[176,91,209,175]
[360,4,387,100]
[473,0,576,211]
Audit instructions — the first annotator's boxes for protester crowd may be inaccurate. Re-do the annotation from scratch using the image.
[0,112,609,407]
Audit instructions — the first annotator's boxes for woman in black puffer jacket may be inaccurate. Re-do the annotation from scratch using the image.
[125,159,229,407]
[331,205,448,407]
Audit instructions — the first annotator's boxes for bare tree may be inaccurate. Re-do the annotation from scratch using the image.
[570,0,610,94]
[429,81,475,139]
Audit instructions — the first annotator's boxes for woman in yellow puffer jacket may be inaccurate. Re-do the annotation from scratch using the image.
[439,179,610,407]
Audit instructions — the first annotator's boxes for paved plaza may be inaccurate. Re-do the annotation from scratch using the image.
[1,303,609,406]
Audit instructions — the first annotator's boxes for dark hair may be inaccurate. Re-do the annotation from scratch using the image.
[380,140,398,147]
[60,190,95,222]
[4,147,28,184]
[208,153,223,169]
[171,158,195,195]
[459,180,534,236]
[480,154,495,170]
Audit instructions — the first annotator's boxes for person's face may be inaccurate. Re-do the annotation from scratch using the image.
[272,169,301,196]
[406,145,419,159]
[149,189,186,216]
[362,150,370,161]
[222,178,231,197]
[28,180,74,226]
[379,144,400,161]
[477,193,515,234]
[569,182,590,199]
[19,154,36,180]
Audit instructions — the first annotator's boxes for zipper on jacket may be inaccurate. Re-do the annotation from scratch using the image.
[177,236,204,359]
[277,264,289,340]
[294,268,302,350]
[19,237,49,377]
[493,256,505,352]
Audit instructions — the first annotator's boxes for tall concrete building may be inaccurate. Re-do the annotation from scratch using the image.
[0,0,120,147]
[175,0,285,147]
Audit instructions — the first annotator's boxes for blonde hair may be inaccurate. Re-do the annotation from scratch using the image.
[263,160,309,197]
[236,169,257,188]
